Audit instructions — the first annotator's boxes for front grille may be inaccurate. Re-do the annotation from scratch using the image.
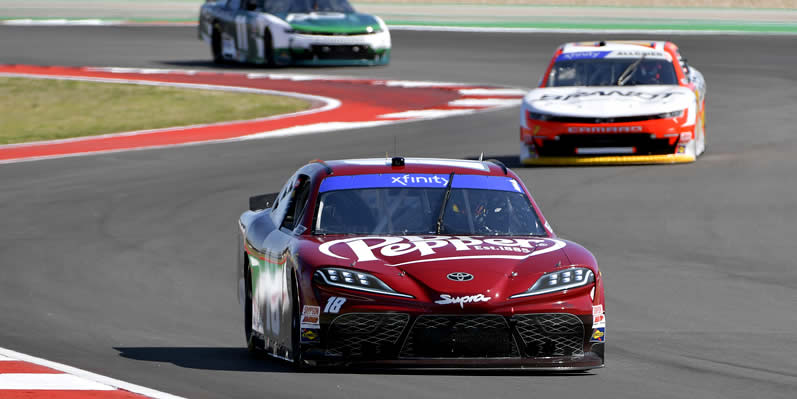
[400,315,520,358]
[296,31,373,36]
[514,314,584,357]
[535,114,666,124]
[536,133,676,156]
[325,313,408,358]
[301,45,376,60]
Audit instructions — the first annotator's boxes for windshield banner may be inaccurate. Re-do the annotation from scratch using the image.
[319,174,523,193]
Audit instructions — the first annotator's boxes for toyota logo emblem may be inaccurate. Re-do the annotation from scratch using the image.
[447,272,474,281]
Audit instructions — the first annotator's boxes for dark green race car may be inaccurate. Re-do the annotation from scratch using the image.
[199,0,391,66]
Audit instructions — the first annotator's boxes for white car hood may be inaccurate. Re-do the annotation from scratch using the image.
[523,85,694,118]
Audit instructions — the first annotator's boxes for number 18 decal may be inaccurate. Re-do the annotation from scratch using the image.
[324,297,346,313]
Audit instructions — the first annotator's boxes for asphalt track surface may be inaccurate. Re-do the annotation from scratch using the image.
[1,26,797,398]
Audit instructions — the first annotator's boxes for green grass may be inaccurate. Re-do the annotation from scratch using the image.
[0,77,311,145]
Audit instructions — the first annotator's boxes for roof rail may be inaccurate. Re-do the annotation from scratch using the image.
[309,159,333,175]
[486,159,508,175]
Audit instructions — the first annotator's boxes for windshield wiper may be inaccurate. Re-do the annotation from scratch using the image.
[435,172,455,234]
[617,55,646,86]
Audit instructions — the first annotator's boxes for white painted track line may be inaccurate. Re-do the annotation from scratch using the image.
[0,374,116,390]
[459,88,528,96]
[449,98,522,107]
[0,347,186,399]
[379,109,476,119]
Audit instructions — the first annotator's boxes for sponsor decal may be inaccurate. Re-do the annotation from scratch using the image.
[590,327,606,343]
[592,313,606,329]
[556,51,611,62]
[612,50,667,58]
[318,236,567,266]
[447,272,474,281]
[323,296,346,313]
[677,144,687,154]
[300,328,320,343]
[567,126,644,133]
[287,12,346,22]
[390,174,449,187]
[318,174,522,193]
[539,90,683,102]
[300,305,321,328]
[592,305,604,316]
[435,294,490,308]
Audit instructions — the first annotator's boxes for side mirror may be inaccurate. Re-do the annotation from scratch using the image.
[249,193,279,211]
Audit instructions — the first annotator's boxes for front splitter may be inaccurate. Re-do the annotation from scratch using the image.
[522,153,696,166]
[304,352,604,371]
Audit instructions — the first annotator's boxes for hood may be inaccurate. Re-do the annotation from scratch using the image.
[279,12,380,35]
[523,85,694,118]
[302,235,580,308]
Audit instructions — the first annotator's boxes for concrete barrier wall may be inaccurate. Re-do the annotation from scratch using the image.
[356,0,796,8]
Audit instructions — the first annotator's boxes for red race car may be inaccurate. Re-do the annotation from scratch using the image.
[237,157,605,370]
[520,40,707,165]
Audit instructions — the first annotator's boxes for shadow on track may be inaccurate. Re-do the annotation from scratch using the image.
[115,347,293,373]
[468,154,666,169]
[156,60,385,71]
[115,347,595,376]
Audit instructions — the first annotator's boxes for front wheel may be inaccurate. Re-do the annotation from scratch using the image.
[211,23,224,64]
[263,29,275,67]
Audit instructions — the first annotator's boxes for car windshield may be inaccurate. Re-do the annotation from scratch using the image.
[313,174,547,236]
[259,0,355,14]
[548,58,678,87]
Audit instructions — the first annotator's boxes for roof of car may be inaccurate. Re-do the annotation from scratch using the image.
[561,40,669,53]
[557,40,678,61]
[310,157,513,177]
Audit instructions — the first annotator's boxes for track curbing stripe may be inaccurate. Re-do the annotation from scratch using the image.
[0,347,185,399]
[0,65,525,163]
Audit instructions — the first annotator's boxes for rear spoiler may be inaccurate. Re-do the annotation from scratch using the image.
[249,193,278,211]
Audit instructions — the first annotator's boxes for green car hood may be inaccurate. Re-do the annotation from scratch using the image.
[279,12,381,35]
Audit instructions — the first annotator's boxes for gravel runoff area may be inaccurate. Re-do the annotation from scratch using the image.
[0,0,794,23]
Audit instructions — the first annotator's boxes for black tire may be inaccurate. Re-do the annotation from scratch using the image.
[263,29,275,67]
[211,23,224,64]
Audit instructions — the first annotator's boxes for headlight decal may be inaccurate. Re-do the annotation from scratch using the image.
[315,268,414,298]
[528,111,551,121]
[509,267,595,299]
[656,109,684,119]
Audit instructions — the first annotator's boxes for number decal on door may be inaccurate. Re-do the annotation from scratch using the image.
[324,297,346,313]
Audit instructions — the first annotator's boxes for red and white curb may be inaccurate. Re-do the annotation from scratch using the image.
[0,65,526,164]
[0,347,183,399]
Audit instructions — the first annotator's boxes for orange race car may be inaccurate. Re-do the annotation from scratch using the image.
[520,40,706,165]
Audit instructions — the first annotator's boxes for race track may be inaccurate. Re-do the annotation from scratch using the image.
[1,26,796,398]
